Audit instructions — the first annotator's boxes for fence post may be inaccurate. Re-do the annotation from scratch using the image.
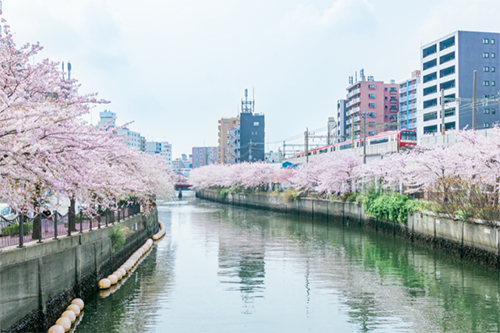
[37,214,43,243]
[54,213,58,240]
[89,213,92,231]
[98,213,101,229]
[79,210,83,233]
[67,211,72,237]
[18,215,24,248]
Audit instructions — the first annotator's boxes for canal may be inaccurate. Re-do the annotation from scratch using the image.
[75,193,500,332]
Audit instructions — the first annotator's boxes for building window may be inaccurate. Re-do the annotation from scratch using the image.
[484,52,489,58]
[423,44,437,58]
[440,80,455,91]
[423,111,438,122]
[493,109,497,114]
[369,112,376,118]
[440,36,455,50]
[483,38,490,44]
[424,125,438,134]
[440,65,455,78]
[445,122,456,131]
[484,81,490,86]
[369,93,376,98]
[493,67,496,72]
[423,85,438,96]
[423,72,437,83]
[368,84,376,89]
[485,122,491,128]
[423,58,437,70]
[493,81,496,86]
[253,122,259,126]
[484,66,490,72]
[485,108,490,114]
[369,131,376,136]
[492,53,496,58]
[369,103,376,108]
[439,52,455,65]
[390,87,397,93]
[369,122,376,127]
[492,39,496,44]
[424,99,438,109]
[445,108,456,117]
[485,95,490,99]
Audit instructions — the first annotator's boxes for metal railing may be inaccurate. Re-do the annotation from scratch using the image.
[0,202,141,249]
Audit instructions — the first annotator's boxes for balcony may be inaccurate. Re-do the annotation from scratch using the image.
[390,89,398,94]
[408,123,416,129]
[408,84,416,91]
[354,125,361,131]
[347,98,360,108]
[347,107,361,116]
[347,88,361,98]
[347,119,352,125]
[408,103,417,110]
[407,93,416,100]
[389,108,399,113]
[353,116,361,123]
[399,86,408,94]
[390,99,398,104]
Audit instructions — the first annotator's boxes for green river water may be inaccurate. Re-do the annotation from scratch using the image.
[74,193,500,333]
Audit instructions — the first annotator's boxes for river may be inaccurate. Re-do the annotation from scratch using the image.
[75,192,500,332]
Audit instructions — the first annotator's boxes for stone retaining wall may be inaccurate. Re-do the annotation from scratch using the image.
[198,189,500,268]
[0,209,159,333]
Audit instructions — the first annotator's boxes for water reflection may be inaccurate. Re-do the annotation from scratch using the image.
[76,194,500,333]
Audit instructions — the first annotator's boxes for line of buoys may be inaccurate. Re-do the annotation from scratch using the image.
[152,221,165,240]
[47,298,84,333]
[98,238,154,290]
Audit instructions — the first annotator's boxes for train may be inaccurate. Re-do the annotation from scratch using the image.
[287,129,417,162]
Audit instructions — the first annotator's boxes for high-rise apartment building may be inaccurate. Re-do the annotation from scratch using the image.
[418,31,500,138]
[398,71,422,131]
[346,70,399,140]
[218,117,240,164]
[192,147,219,168]
[145,141,172,168]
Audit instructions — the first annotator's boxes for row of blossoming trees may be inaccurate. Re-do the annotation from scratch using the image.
[190,129,500,222]
[0,20,174,219]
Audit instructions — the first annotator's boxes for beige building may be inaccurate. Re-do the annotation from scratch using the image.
[218,117,240,164]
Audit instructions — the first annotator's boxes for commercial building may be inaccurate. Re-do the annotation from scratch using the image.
[192,147,219,168]
[418,31,500,138]
[398,71,422,131]
[345,70,399,140]
[218,117,240,164]
[217,89,265,164]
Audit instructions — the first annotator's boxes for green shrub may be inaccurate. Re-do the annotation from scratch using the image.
[364,192,420,223]
[1,223,32,237]
[219,187,231,199]
[110,226,125,251]
[283,188,299,203]
[342,192,358,202]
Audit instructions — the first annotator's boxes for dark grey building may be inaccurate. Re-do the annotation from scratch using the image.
[239,89,265,163]
[419,31,500,139]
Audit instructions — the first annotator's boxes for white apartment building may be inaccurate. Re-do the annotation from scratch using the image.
[398,71,422,132]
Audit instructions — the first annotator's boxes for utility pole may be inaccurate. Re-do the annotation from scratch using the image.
[473,70,477,130]
[304,128,309,163]
[363,108,367,164]
[441,89,445,135]
[351,115,355,148]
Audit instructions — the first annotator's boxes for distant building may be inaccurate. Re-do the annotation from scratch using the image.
[346,70,399,140]
[265,149,282,163]
[192,147,218,168]
[145,141,172,168]
[335,99,348,143]
[418,31,500,138]
[140,136,146,152]
[239,89,265,163]
[172,154,191,178]
[218,117,240,164]
[398,70,422,131]
[98,111,142,151]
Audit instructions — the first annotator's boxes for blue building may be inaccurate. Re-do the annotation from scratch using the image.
[418,31,500,139]
[239,89,265,163]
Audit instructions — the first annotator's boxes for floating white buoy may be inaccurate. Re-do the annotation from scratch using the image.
[47,324,65,333]
[108,275,118,285]
[66,304,81,316]
[71,298,84,310]
[55,317,71,332]
[98,279,111,290]
[61,310,76,323]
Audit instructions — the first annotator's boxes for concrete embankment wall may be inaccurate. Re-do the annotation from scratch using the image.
[0,209,159,333]
[198,189,500,268]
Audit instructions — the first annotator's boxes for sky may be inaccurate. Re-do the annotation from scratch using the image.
[4,0,500,158]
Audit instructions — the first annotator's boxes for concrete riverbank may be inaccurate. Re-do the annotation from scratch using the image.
[197,189,500,269]
[0,208,159,333]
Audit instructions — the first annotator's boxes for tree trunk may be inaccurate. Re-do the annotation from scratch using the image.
[69,198,77,231]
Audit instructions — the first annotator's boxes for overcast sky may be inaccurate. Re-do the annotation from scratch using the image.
[4,0,500,158]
